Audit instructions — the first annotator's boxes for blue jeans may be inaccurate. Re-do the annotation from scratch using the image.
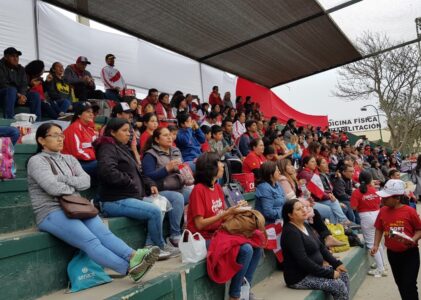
[230,244,263,298]
[0,87,41,119]
[340,201,356,223]
[79,160,97,178]
[38,210,133,275]
[101,198,165,248]
[41,98,71,119]
[0,126,19,144]
[313,202,336,224]
[160,187,192,239]
[319,200,348,223]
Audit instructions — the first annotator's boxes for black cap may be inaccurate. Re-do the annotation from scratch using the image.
[112,102,132,117]
[105,54,115,60]
[4,47,22,56]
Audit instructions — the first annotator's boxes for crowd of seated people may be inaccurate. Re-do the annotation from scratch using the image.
[2,45,421,300]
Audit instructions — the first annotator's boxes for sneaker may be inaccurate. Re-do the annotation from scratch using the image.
[145,245,171,261]
[367,269,388,278]
[57,113,74,121]
[129,246,160,282]
[163,243,181,258]
[166,237,179,248]
[249,291,264,300]
[370,262,377,269]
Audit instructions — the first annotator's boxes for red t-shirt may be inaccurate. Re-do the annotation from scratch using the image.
[374,205,421,252]
[187,183,225,240]
[350,186,381,213]
[201,141,210,152]
[242,152,266,173]
[140,131,152,150]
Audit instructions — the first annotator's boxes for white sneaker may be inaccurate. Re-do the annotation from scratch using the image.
[367,269,387,277]
[370,262,377,269]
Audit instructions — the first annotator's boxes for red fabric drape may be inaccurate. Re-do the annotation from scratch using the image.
[236,77,328,128]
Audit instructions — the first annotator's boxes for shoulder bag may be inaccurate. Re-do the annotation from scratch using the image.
[45,157,98,219]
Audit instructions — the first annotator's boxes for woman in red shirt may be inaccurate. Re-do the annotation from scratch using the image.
[187,152,263,300]
[140,113,158,151]
[242,138,266,175]
[351,171,386,277]
[371,179,421,300]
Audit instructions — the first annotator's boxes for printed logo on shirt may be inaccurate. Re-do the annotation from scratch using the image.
[362,194,380,201]
[211,198,223,214]
[385,220,405,237]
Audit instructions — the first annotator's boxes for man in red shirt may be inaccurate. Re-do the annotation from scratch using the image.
[141,88,165,120]
[208,86,223,106]
[372,179,421,300]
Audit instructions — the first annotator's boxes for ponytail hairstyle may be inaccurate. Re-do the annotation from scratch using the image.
[358,170,372,194]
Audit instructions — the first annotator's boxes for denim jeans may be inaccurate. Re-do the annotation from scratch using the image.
[0,126,20,144]
[105,89,121,102]
[313,202,336,224]
[38,209,132,275]
[339,200,356,223]
[229,243,263,298]
[101,198,165,248]
[319,200,348,223]
[159,186,192,239]
[0,87,41,119]
[41,98,71,119]
[79,160,98,179]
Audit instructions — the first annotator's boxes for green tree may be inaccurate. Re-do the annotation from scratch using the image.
[335,33,421,153]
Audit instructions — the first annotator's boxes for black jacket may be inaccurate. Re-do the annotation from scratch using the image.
[94,136,155,201]
[281,222,342,286]
[0,58,28,94]
[332,177,352,203]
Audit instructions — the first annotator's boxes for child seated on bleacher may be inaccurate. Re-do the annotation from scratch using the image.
[28,122,159,282]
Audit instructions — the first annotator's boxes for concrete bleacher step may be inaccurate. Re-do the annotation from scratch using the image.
[253,246,369,300]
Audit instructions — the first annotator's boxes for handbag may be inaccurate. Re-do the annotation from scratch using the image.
[67,250,112,293]
[178,230,207,263]
[221,209,266,238]
[326,223,350,253]
[44,157,98,219]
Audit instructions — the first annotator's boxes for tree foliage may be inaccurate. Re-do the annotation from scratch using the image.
[335,33,421,153]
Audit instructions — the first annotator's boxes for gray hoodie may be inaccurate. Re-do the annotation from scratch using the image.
[27,151,90,225]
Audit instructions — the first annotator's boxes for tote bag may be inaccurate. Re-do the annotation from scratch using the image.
[67,251,112,293]
[179,230,207,263]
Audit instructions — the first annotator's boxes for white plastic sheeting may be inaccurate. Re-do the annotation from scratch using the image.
[200,64,237,105]
[0,0,37,65]
[37,1,203,97]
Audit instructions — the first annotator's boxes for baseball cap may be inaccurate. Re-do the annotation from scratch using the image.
[4,47,22,56]
[376,179,406,198]
[105,54,115,60]
[76,56,91,64]
[112,102,132,116]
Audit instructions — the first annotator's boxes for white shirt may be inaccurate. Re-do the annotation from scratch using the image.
[101,65,126,90]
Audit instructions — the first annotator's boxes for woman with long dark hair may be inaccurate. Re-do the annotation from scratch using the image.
[255,161,285,224]
[28,123,159,282]
[350,171,386,277]
[187,152,263,300]
[281,199,349,300]
[142,127,192,247]
[94,118,178,260]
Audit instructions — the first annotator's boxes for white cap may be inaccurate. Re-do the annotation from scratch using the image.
[376,179,406,198]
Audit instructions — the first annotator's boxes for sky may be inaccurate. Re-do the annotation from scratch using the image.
[271,0,421,124]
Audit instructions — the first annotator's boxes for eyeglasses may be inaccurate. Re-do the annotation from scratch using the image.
[46,133,65,140]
